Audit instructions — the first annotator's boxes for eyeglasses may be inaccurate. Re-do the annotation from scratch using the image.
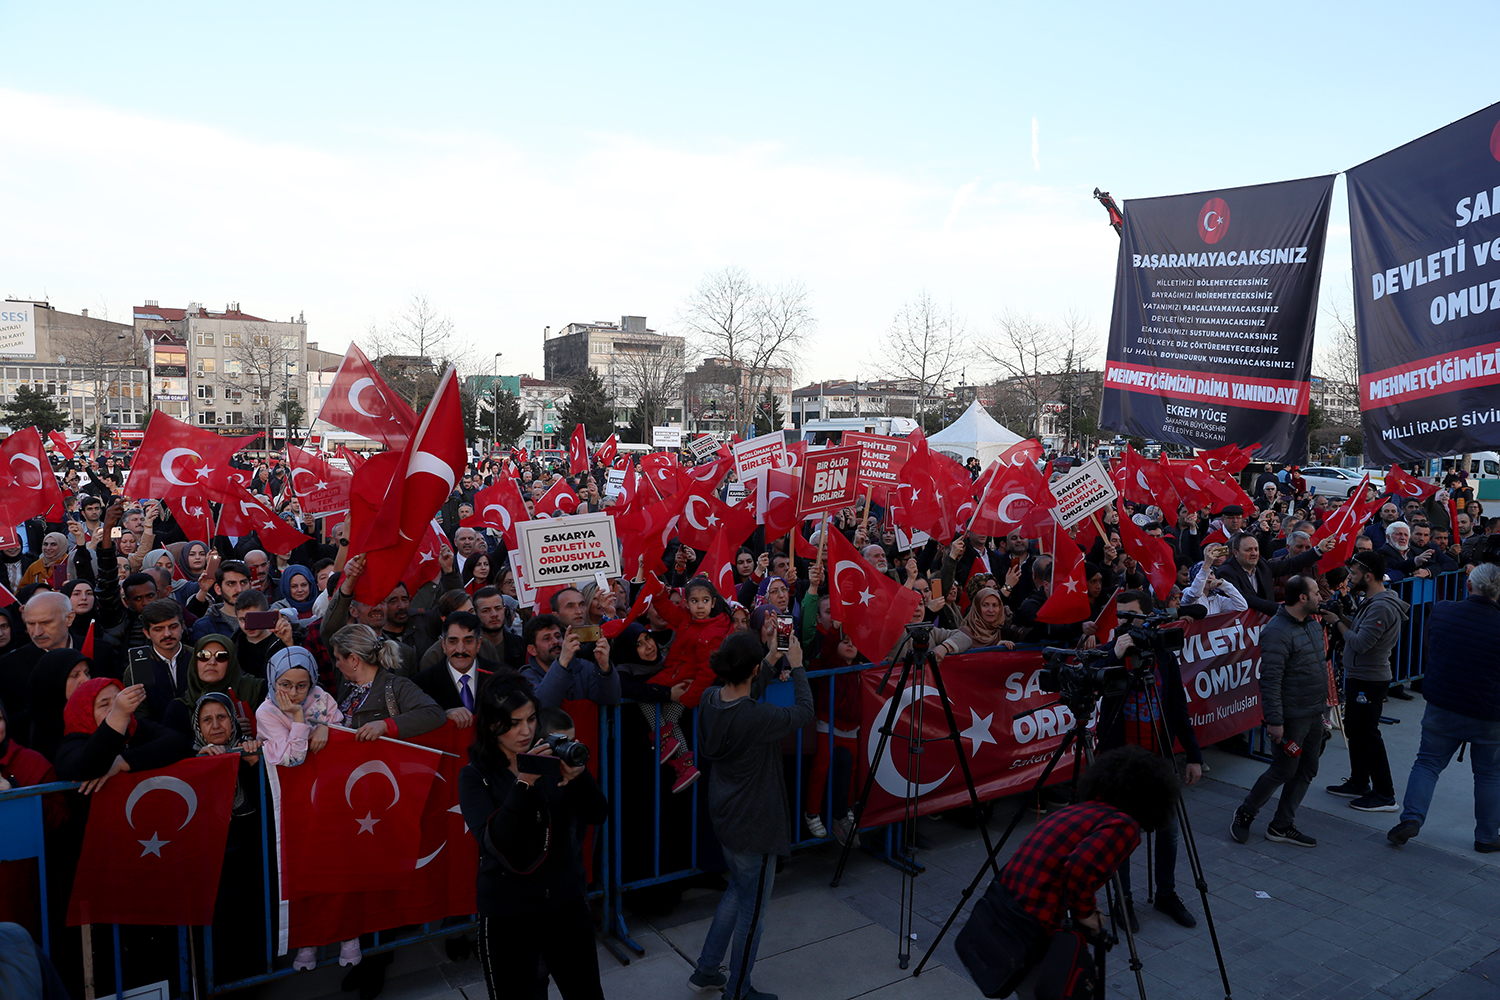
[196,651,231,663]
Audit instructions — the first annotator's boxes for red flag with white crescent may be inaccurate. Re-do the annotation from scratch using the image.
[212,484,314,555]
[125,413,259,500]
[463,478,528,548]
[286,445,354,516]
[67,754,240,925]
[48,430,76,461]
[1312,476,1373,573]
[1035,534,1091,624]
[596,433,618,467]
[165,495,216,545]
[569,424,589,475]
[824,527,922,663]
[315,343,419,451]
[0,427,68,522]
[1384,464,1438,501]
[1115,499,1178,601]
[536,477,580,516]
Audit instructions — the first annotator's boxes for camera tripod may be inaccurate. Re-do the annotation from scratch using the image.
[830,624,1002,969]
[913,642,1234,1000]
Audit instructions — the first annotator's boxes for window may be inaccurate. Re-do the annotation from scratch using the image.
[224,332,242,348]
[288,387,299,401]
[252,333,271,348]
[197,411,216,426]
[281,335,297,349]
[226,360,242,375]
[196,385,214,399]
[195,331,214,346]
[200,358,216,373]
[230,411,245,425]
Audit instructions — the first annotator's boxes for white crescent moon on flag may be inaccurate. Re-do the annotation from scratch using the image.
[348,378,380,419]
[833,559,864,596]
[867,684,952,798]
[161,448,202,488]
[408,452,458,494]
[1136,470,1152,492]
[290,466,318,491]
[345,760,401,810]
[1205,457,1225,471]
[484,503,510,530]
[415,773,448,868]
[124,775,199,830]
[997,492,1031,524]
[8,452,41,488]
[684,495,711,532]
[1402,482,1422,496]
[660,514,681,547]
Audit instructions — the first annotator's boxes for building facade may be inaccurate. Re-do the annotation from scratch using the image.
[517,376,571,454]
[788,378,937,429]
[0,299,148,435]
[542,316,685,428]
[687,358,794,437]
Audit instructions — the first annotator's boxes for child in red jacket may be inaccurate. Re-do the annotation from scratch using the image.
[649,577,734,792]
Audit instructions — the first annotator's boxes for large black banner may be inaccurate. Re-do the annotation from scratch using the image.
[1348,102,1500,465]
[1100,176,1335,464]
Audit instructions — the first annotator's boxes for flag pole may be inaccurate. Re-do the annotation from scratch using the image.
[861,484,874,535]
[816,512,830,571]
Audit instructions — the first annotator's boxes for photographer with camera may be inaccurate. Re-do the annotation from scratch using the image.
[955,746,1180,999]
[689,630,813,1000]
[1322,551,1409,813]
[459,676,607,1000]
[1231,576,1328,848]
[1094,590,1205,930]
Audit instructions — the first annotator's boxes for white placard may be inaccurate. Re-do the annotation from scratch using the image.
[724,479,750,507]
[1049,458,1118,529]
[605,468,628,501]
[732,431,787,479]
[685,434,720,465]
[0,300,38,358]
[652,426,683,448]
[516,511,622,585]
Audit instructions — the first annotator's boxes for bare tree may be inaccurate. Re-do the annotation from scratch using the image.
[365,294,471,409]
[679,268,810,437]
[1315,300,1361,389]
[216,323,303,439]
[610,341,685,441]
[869,292,968,427]
[54,305,137,449]
[980,311,1074,438]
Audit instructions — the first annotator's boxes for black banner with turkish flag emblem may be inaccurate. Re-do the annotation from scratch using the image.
[67,754,240,925]
[1100,175,1335,463]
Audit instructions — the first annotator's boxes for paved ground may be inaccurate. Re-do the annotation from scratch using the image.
[258,692,1500,1000]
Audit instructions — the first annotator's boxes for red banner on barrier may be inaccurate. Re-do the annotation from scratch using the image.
[1176,610,1268,745]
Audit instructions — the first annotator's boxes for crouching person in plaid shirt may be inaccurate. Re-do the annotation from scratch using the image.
[956,746,1180,998]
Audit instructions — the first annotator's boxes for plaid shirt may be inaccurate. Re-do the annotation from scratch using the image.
[998,801,1140,933]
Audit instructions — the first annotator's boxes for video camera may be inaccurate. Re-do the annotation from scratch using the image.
[1038,647,1129,700]
[1117,605,1205,663]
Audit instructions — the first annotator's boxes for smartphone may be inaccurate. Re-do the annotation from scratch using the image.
[516,753,563,778]
[243,610,282,630]
[111,526,122,540]
[569,624,602,643]
[775,614,794,651]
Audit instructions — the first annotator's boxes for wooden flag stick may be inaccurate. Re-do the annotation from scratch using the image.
[861,484,874,533]
[816,512,830,570]
[1090,511,1108,540]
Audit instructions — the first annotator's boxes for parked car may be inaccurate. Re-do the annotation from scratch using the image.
[1300,465,1384,498]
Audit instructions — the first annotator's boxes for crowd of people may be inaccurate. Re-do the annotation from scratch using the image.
[0,441,1497,1000]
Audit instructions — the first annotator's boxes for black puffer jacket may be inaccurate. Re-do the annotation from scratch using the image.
[1257,607,1328,725]
[1422,595,1500,722]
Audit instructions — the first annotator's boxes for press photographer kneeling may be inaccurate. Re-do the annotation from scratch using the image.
[458,676,608,1000]
[1097,590,1205,930]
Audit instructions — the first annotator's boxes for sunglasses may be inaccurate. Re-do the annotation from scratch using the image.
[196,650,231,663]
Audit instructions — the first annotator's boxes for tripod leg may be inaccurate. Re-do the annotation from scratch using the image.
[925,655,1002,879]
[831,654,916,888]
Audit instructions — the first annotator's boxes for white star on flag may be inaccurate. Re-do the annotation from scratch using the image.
[314,480,328,491]
[858,588,876,605]
[138,832,168,857]
[196,466,214,479]
[355,813,379,834]
[960,710,997,757]
[1062,578,1079,593]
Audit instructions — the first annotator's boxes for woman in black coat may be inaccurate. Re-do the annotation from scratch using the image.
[458,676,607,1000]
[53,678,192,790]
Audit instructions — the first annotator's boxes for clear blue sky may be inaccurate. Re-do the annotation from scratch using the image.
[0,1,1488,380]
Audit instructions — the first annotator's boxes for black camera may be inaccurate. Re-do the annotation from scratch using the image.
[538,732,590,768]
[1038,648,1129,699]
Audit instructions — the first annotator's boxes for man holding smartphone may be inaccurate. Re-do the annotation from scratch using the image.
[520,613,621,710]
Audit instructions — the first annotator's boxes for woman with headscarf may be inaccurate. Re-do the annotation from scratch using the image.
[22,533,76,589]
[61,580,95,644]
[0,699,69,940]
[273,564,319,623]
[26,649,92,764]
[132,547,175,578]
[168,541,211,604]
[961,587,1015,650]
[0,603,25,659]
[190,690,267,982]
[54,678,192,791]
[162,634,265,739]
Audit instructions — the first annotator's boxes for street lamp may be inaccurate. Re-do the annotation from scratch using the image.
[493,352,503,449]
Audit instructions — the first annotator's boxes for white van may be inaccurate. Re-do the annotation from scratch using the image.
[1435,452,1500,479]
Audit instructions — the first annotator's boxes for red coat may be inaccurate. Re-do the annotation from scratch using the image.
[649,601,733,708]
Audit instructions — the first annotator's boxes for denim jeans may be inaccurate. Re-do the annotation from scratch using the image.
[1399,703,1500,845]
[1118,809,1179,897]
[695,847,776,998]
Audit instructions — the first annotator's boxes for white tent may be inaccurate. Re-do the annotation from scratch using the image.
[927,401,1023,467]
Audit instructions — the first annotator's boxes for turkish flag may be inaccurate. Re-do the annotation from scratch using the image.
[286,445,354,516]
[213,484,313,554]
[166,495,216,544]
[67,754,240,925]
[615,488,689,573]
[700,517,751,599]
[0,427,67,522]
[603,572,665,639]
[596,433,618,467]
[336,445,367,471]
[315,343,419,451]
[270,727,440,890]
[125,413,259,500]
[464,478,528,548]
[1115,499,1178,600]
[537,477,580,516]
[825,528,922,663]
[1036,534,1090,624]
[1119,446,1181,515]
[784,440,808,469]
[569,424,589,475]
[613,467,640,510]
[896,430,977,543]
[1197,441,1259,476]
[1091,587,1121,645]
[995,438,1044,473]
[641,452,685,497]
[1313,476,1372,573]
[1159,455,1239,513]
[678,485,753,553]
[854,649,1074,828]
[351,368,468,605]
[48,430,76,461]
[970,453,1057,539]
[400,521,448,594]
[763,468,802,539]
[1384,464,1438,502]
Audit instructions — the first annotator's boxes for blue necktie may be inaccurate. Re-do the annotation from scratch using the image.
[459,674,474,711]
